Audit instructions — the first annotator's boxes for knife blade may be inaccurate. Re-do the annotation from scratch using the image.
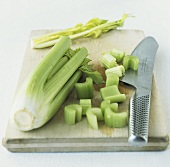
[120,36,159,146]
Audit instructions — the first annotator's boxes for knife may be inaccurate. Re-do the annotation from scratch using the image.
[120,36,159,146]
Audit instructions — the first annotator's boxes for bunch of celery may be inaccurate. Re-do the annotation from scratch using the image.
[10,36,90,131]
[31,14,130,48]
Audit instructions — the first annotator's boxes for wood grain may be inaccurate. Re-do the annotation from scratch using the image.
[2,30,169,152]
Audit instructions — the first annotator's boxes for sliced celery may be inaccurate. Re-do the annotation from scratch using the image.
[105,65,125,77]
[64,104,82,125]
[104,107,128,128]
[106,73,119,87]
[123,55,139,70]
[100,100,118,115]
[100,100,111,115]
[86,108,104,130]
[100,85,126,103]
[110,48,125,63]
[101,53,117,69]
[80,99,92,115]
[75,77,94,99]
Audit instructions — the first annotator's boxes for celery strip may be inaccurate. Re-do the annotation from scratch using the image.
[75,77,94,99]
[32,14,130,48]
[104,107,128,128]
[64,104,82,125]
[106,73,119,87]
[100,85,126,103]
[80,99,92,115]
[123,55,139,70]
[86,108,104,129]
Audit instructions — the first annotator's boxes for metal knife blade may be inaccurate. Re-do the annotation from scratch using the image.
[120,36,159,146]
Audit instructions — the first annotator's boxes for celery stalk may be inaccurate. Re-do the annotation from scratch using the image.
[32,14,130,48]
[10,36,88,131]
[80,99,92,115]
[123,55,139,70]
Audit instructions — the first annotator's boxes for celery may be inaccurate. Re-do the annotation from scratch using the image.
[80,99,92,115]
[75,77,94,99]
[31,14,130,48]
[101,53,117,69]
[64,104,82,125]
[123,55,139,70]
[100,85,126,103]
[110,48,125,63]
[106,73,119,87]
[105,65,125,77]
[10,36,89,131]
[86,108,104,129]
[104,107,128,128]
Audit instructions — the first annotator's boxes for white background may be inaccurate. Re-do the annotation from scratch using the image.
[0,0,170,166]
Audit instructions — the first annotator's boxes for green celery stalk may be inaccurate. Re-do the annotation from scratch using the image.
[10,36,87,131]
[32,14,130,48]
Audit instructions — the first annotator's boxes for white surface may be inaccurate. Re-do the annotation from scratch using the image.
[0,0,169,166]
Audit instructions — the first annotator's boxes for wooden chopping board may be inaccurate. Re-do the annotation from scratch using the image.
[2,30,169,152]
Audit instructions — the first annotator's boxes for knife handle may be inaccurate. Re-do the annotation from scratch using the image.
[128,94,151,146]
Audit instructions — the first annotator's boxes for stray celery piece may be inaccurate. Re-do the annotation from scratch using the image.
[106,73,119,87]
[75,77,94,99]
[86,108,104,130]
[64,104,82,125]
[80,99,92,115]
[100,100,118,115]
[104,107,128,128]
[123,55,139,70]
[101,53,117,69]
[100,85,126,103]
[105,65,125,77]
[110,48,125,63]
[100,100,111,115]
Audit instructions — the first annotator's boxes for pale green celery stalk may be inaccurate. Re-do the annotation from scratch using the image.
[32,14,130,48]
[105,65,125,77]
[101,53,117,69]
[10,36,87,131]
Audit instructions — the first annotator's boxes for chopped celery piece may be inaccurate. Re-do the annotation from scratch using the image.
[100,100,118,115]
[100,85,126,103]
[80,99,92,115]
[109,103,118,113]
[105,65,125,77]
[86,108,104,129]
[64,104,82,125]
[123,55,139,70]
[106,73,119,87]
[101,53,116,69]
[32,14,130,48]
[100,100,111,114]
[75,77,94,99]
[104,107,128,128]
[110,48,125,63]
